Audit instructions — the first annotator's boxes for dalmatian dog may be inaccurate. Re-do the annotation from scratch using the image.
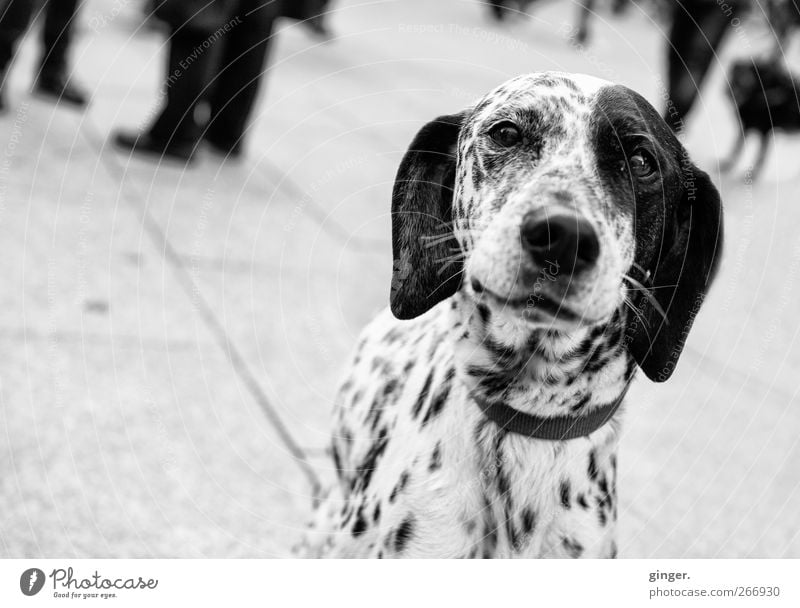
[302,72,723,558]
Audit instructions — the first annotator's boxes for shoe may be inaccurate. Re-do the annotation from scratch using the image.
[33,72,88,107]
[203,132,243,159]
[488,2,508,21]
[303,17,332,38]
[112,131,197,164]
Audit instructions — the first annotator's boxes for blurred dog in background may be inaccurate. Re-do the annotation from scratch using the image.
[486,0,540,21]
[766,0,800,53]
[485,1,667,46]
[722,58,800,179]
[575,0,629,44]
[486,0,623,43]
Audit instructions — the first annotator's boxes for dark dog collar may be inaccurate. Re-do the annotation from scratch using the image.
[472,378,634,440]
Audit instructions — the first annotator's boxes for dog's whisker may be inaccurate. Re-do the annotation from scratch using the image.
[428,267,464,295]
[434,252,466,266]
[435,251,466,260]
[420,227,474,265]
[629,262,652,282]
[621,274,650,291]
[627,131,657,140]
[624,284,679,291]
[435,258,461,275]
[622,274,668,326]
[623,296,652,336]
[420,233,457,246]
[418,218,477,231]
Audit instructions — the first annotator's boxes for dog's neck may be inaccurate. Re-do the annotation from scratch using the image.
[450,291,635,420]
[444,292,629,556]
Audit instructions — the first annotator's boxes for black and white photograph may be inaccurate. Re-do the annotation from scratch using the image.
[0,0,799,598]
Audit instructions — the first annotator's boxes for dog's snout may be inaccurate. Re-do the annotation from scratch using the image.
[521,211,600,273]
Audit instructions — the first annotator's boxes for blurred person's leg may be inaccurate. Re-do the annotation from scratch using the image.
[575,0,594,44]
[611,0,627,14]
[151,29,220,146]
[281,0,332,36]
[114,28,221,162]
[0,0,35,111]
[0,0,33,69]
[39,0,77,75]
[204,1,279,157]
[665,1,737,131]
[487,0,508,21]
[34,0,87,106]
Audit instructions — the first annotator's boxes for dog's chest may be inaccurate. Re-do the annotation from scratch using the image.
[466,425,620,558]
[329,306,620,558]
[350,399,621,558]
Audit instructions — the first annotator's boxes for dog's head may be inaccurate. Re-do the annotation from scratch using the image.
[728,60,762,107]
[728,58,795,110]
[390,72,723,382]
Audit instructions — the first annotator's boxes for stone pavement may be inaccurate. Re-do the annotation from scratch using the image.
[0,0,798,557]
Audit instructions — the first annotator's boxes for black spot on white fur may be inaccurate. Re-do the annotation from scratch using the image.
[429,442,443,471]
[394,516,415,553]
[389,471,410,503]
[562,537,584,558]
[560,480,571,509]
[352,507,368,537]
[411,371,434,419]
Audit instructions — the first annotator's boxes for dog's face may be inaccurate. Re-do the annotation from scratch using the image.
[456,73,642,329]
[390,72,723,381]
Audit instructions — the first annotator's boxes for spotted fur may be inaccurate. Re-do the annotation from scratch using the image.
[301,72,723,558]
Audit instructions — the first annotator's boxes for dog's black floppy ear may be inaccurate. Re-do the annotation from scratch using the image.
[629,168,723,382]
[390,112,467,320]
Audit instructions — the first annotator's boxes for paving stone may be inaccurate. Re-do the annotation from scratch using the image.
[0,338,310,557]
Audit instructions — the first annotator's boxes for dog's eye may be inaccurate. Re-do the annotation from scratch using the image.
[489,122,522,147]
[627,149,656,178]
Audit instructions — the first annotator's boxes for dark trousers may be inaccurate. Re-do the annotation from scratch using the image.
[150,1,277,148]
[0,0,80,74]
[665,1,741,130]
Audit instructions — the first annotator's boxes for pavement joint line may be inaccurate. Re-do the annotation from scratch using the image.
[176,254,319,275]
[0,328,213,352]
[78,119,323,505]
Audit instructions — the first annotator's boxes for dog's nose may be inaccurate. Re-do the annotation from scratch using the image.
[520,211,600,273]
